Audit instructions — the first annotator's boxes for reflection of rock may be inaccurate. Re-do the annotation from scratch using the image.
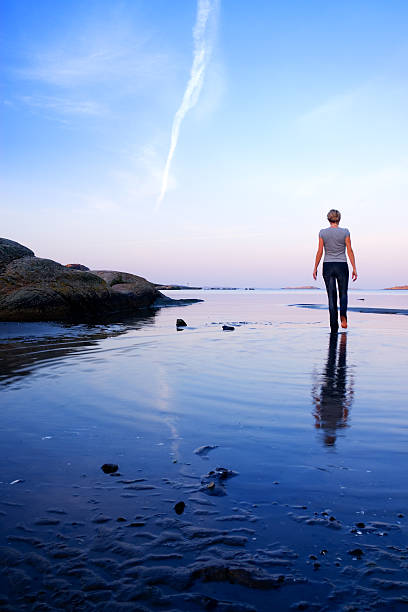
[0,312,157,387]
[0,238,202,322]
[65,264,90,271]
[0,238,34,272]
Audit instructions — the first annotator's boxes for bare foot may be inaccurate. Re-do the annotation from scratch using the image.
[340,316,347,329]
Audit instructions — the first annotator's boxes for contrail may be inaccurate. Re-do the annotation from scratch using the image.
[156,0,218,209]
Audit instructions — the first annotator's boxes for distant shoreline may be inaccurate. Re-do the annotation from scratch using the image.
[281,286,321,290]
[157,285,408,292]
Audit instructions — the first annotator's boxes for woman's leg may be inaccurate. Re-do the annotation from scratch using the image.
[337,263,349,327]
[323,263,339,332]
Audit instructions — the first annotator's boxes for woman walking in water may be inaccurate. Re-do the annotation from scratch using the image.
[313,209,357,332]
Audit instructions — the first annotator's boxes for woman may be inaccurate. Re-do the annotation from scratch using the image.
[313,209,357,332]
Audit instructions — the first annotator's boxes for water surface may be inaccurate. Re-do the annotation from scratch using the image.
[1,290,407,610]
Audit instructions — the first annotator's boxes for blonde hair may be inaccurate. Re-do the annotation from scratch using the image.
[327,209,341,223]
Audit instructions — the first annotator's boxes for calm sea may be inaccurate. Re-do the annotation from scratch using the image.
[1,289,407,610]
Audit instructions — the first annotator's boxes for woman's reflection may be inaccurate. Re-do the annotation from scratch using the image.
[312,332,354,446]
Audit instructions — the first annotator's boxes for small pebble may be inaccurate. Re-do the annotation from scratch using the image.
[348,548,364,558]
[174,501,186,515]
[101,464,118,474]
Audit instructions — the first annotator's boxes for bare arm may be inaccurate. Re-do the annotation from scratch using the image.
[313,237,324,280]
[345,236,357,281]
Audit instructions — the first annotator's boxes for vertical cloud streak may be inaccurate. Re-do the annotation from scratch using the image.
[156,0,218,209]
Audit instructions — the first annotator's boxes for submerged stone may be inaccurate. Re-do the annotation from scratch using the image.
[101,464,118,474]
[174,502,186,515]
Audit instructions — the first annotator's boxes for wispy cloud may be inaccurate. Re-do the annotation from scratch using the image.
[298,89,359,125]
[13,14,173,120]
[20,44,167,89]
[16,13,168,89]
[110,144,172,203]
[20,95,105,116]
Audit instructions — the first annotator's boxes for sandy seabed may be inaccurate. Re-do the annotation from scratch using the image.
[1,289,408,610]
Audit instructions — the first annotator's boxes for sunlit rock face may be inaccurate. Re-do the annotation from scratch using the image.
[65,263,90,271]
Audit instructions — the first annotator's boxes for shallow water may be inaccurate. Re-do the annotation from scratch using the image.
[1,290,407,611]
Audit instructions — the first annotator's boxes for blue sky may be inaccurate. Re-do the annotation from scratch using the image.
[2,0,408,287]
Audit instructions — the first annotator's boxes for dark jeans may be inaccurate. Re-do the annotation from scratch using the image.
[322,262,349,331]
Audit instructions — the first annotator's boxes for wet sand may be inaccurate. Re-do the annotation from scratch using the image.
[1,290,407,610]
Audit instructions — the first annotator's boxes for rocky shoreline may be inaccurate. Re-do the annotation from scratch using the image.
[384,285,408,290]
[0,238,202,322]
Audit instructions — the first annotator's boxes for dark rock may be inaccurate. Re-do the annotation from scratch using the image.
[155,283,202,290]
[194,445,218,457]
[0,237,34,272]
[215,467,237,480]
[91,269,163,309]
[176,318,187,327]
[34,518,60,526]
[0,256,112,321]
[190,562,292,589]
[348,548,364,558]
[154,294,203,307]
[201,467,238,496]
[356,522,366,528]
[92,515,111,524]
[101,463,118,474]
[174,501,186,515]
[222,325,235,331]
[0,239,202,321]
